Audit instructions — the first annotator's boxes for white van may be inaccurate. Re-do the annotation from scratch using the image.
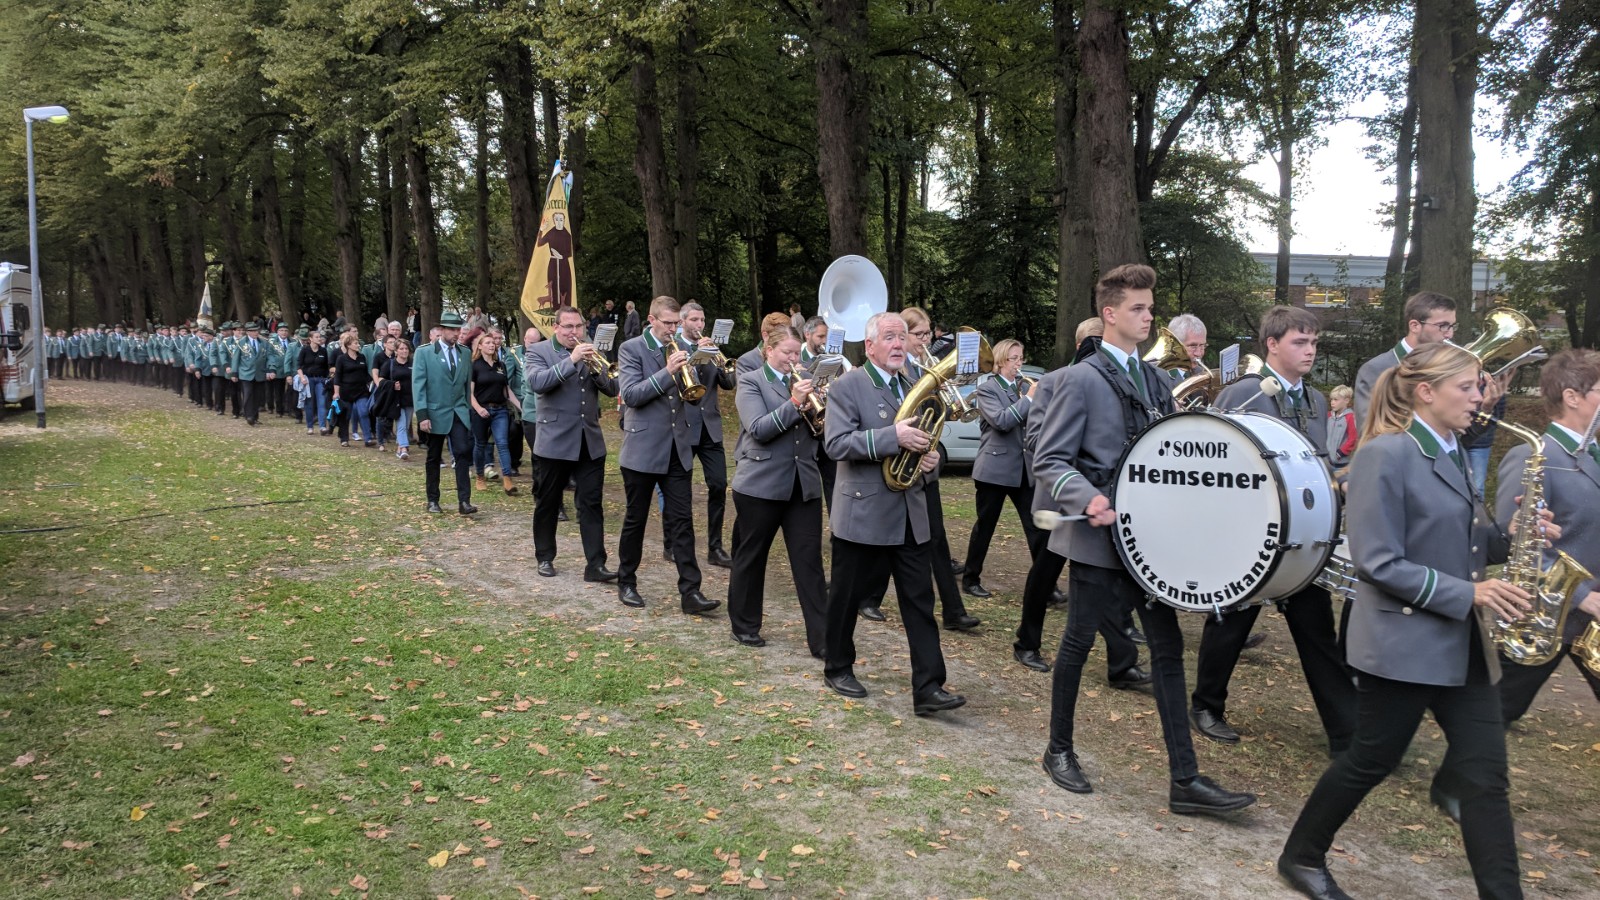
[0,263,40,409]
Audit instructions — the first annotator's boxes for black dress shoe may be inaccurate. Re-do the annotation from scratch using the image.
[1277,856,1353,900]
[950,559,966,575]
[732,633,766,647]
[681,590,720,615]
[1243,632,1267,650]
[913,689,967,716]
[662,547,675,563]
[961,581,992,599]
[706,547,733,568]
[1013,648,1051,672]
[824,673,868,698]
[618,585,646,608]
[1042,750,1092,794]
[537,561,557,578]
[1125,625,1148,645]
[459,501,478,516]
[943,614,982,631]
[583,566,619,583]
[427,501,444,514]
[1109,666,1153,690]
[557,507,569,522]
[859,606,886,622]
[1169,775,1256,816]
[1429,782,1462,825]
[1190,707,1241,744]
[1047,589,1068,610]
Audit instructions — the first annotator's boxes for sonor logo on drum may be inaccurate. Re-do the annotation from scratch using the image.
[1112,411,1339,614]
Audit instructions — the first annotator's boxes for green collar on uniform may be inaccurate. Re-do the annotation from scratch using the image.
[864,360,907,393]
[762,362,785,383]
[1545,422,1584,456]
[644,330,667,352]
[1392,339,1413,363]
[995,373,1015,392]
[801,346,815,363]
[1405,417,1458,460]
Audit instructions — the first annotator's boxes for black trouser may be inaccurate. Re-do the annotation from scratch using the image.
[618,456,702,598]
[728,483,828,656]
[509,417,525,473]
[231,378,243,415]
[817,453,836,517]
[190,371,202,404]
[92,356,104,379]
[1014,548,1140,673]
[1499,643,1600,724]
[825,527,948,698]
[694,431,728,553]
[424,417,474,504]
[1192,586,1357,754]
[862,479,968,621]
[1048,561,1199,782]
[171,367,184,395]
[211,375,231,414]
[241,379,263,423]
[533,444,607,571]
[1284,638,1520,899]
[964,478,1045,587]
[520,420,545,492]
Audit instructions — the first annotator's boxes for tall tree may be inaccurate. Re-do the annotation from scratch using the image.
[814,0,871,258]
[1410,0,1479,305]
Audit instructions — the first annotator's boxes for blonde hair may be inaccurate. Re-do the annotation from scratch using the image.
[1362,343,1480,445]
[471,330,499,364]
[900,306,931,331]
[760,312,792,338]
[764,326,802,349]
[991,338,1023,367]
[1075,317,1104,343]
[1329,384,1353,404]
[339,332,361,353]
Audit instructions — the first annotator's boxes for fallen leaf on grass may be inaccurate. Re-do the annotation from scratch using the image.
[427,851,449,869]
[654,890,676,899]
[130,807,146,821]
[12,751,35,768]
[790,845,814,857]
[349,876,369,891]
[1007,859,1022,871]
[635,846,652,856]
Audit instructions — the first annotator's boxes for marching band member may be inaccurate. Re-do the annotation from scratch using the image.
[799,315,837,511]
[615,296,720,615]
[820,311,965,716]
[960,338,1044,601]
[525,306,619,583]
[1354,291,1501,426]
[726,327,828,655]
[1164,313,1208,379]
[856,307,979,630]
[736,312,794,377]
[1189,307,1356,753]
[1495,349,1600,723]
[678,302,737,568]
[1034,264,1252,814]
[1280,342,1545,900]
[1015,317,1141,675]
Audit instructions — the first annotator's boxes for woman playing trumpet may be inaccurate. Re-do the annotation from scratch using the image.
[726,328,829,655]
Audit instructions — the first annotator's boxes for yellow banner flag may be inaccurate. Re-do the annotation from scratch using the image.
[518,165,576,338]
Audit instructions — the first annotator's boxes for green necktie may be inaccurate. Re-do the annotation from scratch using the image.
[1588,443,1600,467]
[1448,448,1466,477]
[891,375,903,404]
[1289,386,1305,411]
[1126,357,1146,402]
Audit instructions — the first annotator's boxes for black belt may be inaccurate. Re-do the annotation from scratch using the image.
[482,403,506,409]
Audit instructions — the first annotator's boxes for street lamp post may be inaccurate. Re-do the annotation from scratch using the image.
[24,104,70,429]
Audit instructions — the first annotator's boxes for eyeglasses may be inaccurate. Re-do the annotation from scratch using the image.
[1420,320,1457,334]
[656,318,680,328]
[910,329,932,339]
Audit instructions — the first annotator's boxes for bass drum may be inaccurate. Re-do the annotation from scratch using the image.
[1111,411,1338,614]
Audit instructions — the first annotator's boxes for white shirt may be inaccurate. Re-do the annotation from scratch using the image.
[1414,415,1459,454]
[1098,340,1136,371]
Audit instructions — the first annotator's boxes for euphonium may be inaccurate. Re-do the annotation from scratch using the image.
[1478,411,1594,666]
[1145,326,1217,409]
[912,326,990,423]
[1457,308,1544,377]
[884,331,993,491]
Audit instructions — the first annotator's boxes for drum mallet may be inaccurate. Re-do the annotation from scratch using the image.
[1033,510,1090,529]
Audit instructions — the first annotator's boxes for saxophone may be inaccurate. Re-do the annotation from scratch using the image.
[1478,412,1594,666]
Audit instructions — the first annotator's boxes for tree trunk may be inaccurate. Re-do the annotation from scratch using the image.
[125,225,148,327]
[402,111,443,330]
[815,0,871,258]
[385,134,412,326]
[326,135,365,324]
[541,79,561,168]
[1410,0,1477,308]
[286,130,308,294]
[214,178,257,323]
[143,204,180,327]
[567,103,589,251]
[475,101,494,312]
[1274,145,1293,305]
[258,150,303,327]
[631,40,678,298]
[893,151,910,308]
[1078,0,1144,269]
[89,235,117,326]
[1581,181,1600,349]
[1385,66,1418,299]
[496,44,542,274]
[674,9,701,302]
[1053,0,1096,366]
[183,184,208,316]
[756,173,782,314]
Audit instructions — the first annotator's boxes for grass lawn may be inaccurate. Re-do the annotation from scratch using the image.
[1,383,1596,899]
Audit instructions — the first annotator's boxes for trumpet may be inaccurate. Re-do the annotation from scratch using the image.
[800,355,850,438]
[577,345,619,379]
[674,349,707,402]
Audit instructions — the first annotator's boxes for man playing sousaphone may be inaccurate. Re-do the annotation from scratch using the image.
[820,311,966,717]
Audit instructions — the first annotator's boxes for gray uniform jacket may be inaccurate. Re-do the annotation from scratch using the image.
[823,365,931,546]
[525,339,618,462]
[732,366,822,502]
[1496,429,1600,643]
[736,345,764,378]
[1345,423,1511,686]
[972,375,1032,488]
[1033,350,1174,568]
[1214,369,1329,450]
[677,335,736,445]
[1353,344,1404,427]
[617,332,697,474]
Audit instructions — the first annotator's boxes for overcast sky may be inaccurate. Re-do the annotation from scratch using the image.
[1240,93,1533,258]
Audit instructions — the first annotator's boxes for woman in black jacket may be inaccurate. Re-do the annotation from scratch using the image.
[381,342,415,461]
[331,332,370,447]
[297,331,331,435]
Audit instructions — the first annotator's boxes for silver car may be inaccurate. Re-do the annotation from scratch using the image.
[938,365,1047,467]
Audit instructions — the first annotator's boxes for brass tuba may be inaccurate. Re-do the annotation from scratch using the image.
[1143,326,1213,409]
[883,331,993,491]
[1457,307,1545,378]
[1478,411,1594,666]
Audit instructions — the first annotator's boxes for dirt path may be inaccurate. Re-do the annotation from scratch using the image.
[18,380,1600,898]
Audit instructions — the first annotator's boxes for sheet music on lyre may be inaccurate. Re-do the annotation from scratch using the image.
[955,331,981,377]
[824,327,844,355]
[1218,343,1240,384]
[593,324,618,352]
[811,357,845,383]
[711,318,734,345]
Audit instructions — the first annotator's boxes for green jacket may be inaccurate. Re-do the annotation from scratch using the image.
[233,336,268,380]
[412,339,472,433]
[511,345,538,421]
